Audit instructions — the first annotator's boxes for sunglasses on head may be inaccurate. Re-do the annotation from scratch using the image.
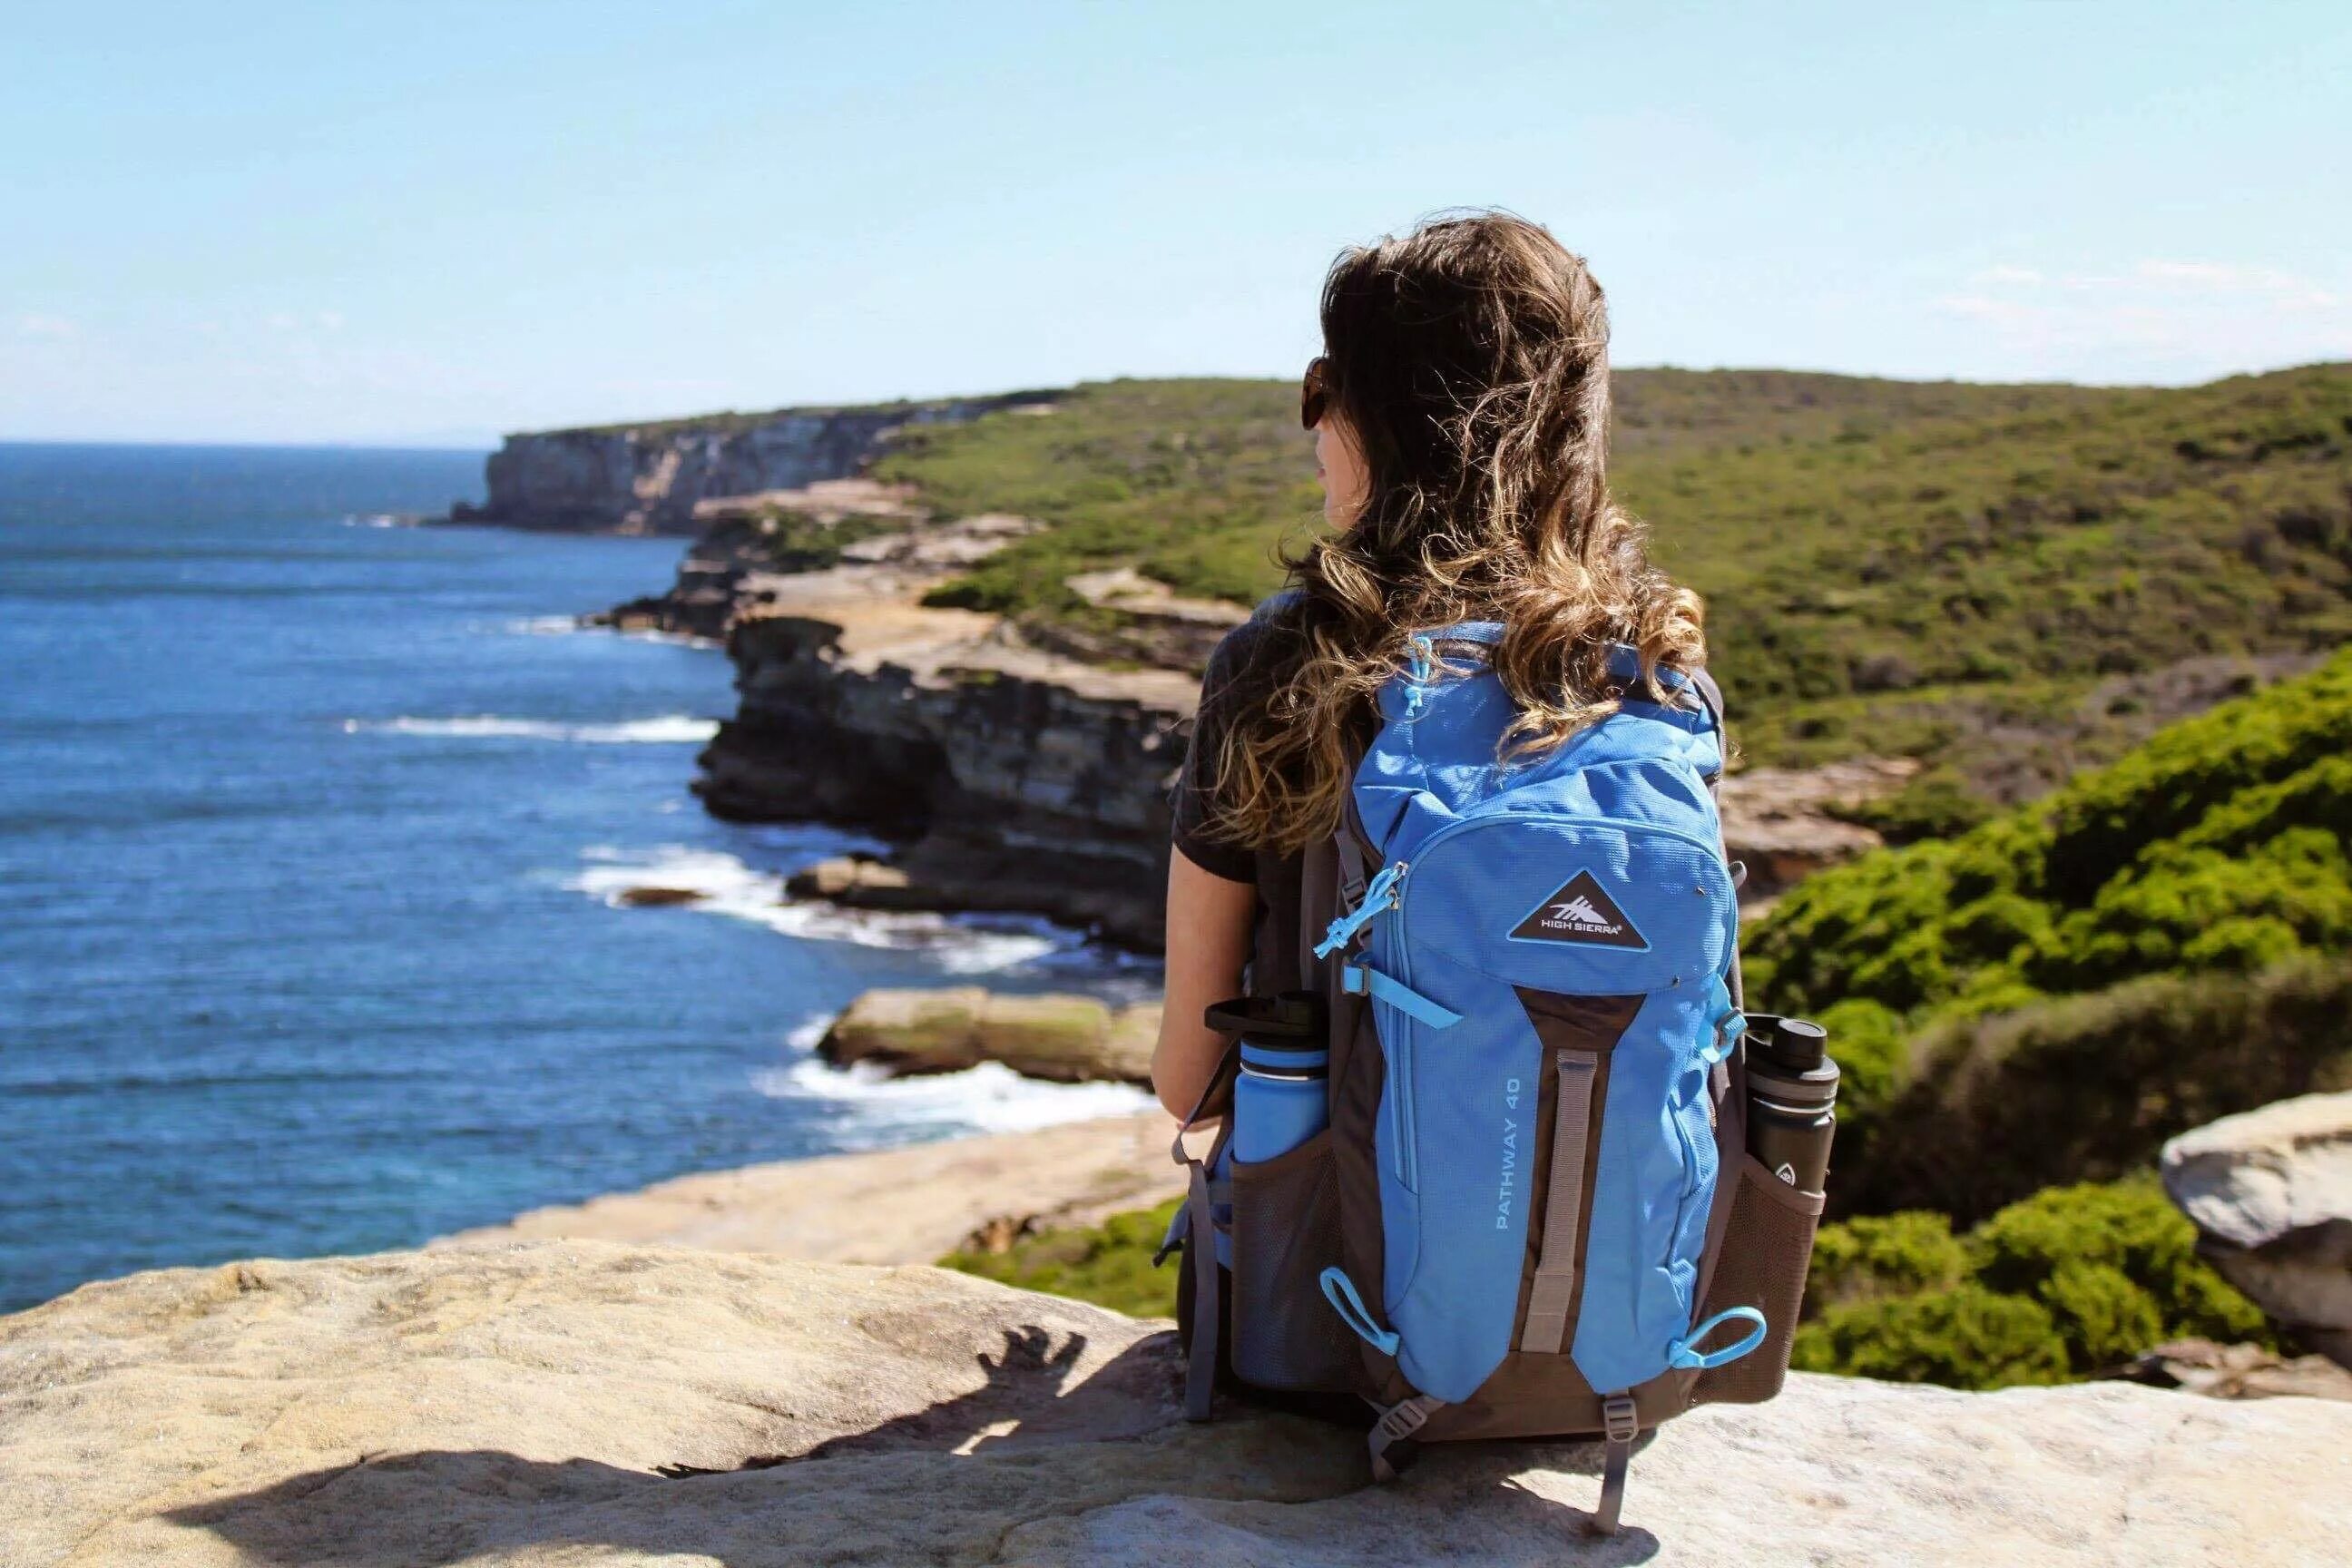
[1300,357,1330,431]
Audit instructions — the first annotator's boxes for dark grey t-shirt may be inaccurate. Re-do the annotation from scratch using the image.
[1168,603,1330,996]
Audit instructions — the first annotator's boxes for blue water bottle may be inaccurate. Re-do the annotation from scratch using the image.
[1208,992,1329,1163]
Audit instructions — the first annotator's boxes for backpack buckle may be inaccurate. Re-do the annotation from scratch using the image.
[1601,1393,1639,1445]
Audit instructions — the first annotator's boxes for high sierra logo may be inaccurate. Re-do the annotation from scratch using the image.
[1509,869,1648,949]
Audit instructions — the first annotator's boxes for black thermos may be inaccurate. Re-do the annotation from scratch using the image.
[1743,1014,1838,1195]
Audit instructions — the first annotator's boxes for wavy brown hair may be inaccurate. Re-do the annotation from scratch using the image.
[1203,211,1708,855]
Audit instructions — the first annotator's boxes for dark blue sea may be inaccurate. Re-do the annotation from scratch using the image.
[0,445,1150,1312]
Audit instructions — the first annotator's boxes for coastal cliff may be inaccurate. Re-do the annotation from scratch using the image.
[699,603,1199,948]
[450,394,1044,534]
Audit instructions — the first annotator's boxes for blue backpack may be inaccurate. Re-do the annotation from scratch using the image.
[1167,622,1828,1535]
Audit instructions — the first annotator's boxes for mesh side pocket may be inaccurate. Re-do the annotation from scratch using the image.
[1230,1130,1356,1392]
[1690,1154,1825,1406]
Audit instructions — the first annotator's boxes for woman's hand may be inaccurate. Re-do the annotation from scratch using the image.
[1151,846,1257,1122]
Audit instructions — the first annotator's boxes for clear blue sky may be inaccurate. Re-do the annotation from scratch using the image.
[4,1,2347,445]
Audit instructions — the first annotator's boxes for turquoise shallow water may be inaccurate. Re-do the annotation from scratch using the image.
[0,444,1150,1312]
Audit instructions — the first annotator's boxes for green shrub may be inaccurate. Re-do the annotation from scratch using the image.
[1804,1210,1967,1316]
[1792,1285,2069,1389]
[1963,1178,2270,1352]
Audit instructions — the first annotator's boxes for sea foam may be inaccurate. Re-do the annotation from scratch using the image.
[565,845,1063,972]
[347,715,719,744]
[750,1014,1151,1143]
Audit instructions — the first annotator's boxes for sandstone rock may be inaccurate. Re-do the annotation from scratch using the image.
[5,1243,2349,1566]
[436,1113,1181,1265]
[1714,757,1917,899]
[784,855,912,901]
[2117,1338,2352,1402]
[2162,1091,2352,1367]
[818,986,1157,1085]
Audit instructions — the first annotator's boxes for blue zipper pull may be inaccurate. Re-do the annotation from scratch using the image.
[1403,634,1436,719]
[1312,860,1408,958]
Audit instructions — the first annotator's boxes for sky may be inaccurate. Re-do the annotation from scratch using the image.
[3,1,2348,446]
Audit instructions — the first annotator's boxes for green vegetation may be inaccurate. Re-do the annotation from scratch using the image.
[1746,647,2352,1218]
[1793,1178,2269,1389]
[939,1199,1182,1318]
[1832,957,2352,1222]
[863,365,2352,802]
[874,378,1320,613]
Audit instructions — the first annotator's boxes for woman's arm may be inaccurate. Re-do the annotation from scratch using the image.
[1151,845,1257,1121]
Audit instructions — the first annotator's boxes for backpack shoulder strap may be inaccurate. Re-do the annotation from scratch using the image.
[1685,667,1742,1010]
[1688,668,1728,781]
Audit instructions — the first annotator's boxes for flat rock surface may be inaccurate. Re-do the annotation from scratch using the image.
[5,1242,2347,1566]
[434,1113,1181,1263]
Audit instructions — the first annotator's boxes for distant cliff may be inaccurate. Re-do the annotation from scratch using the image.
[449,394,1046,535]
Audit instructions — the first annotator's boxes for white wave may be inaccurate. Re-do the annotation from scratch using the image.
[505,615,586,636]
[345,714,719,744]
[612,626,723,650]
[751,1054,1152,1142]
[564,845,1061,971]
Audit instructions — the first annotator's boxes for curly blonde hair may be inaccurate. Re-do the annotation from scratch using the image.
[1204,211,1708,855]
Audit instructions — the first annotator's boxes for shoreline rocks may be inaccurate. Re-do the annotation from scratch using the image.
[7,1241,2350,1565]
[816,986,1159,1085]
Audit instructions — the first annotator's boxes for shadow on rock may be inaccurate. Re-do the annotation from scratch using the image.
[162,1325,1638,1566]
[670,1323,1180,1473]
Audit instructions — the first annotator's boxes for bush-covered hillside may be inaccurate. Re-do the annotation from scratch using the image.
[1749,646,2352,1219]
[871,366,2352,804]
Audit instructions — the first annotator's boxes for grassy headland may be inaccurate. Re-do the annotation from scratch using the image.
[865,365,2352,817]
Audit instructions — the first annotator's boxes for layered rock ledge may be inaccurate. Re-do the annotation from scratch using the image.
[5,1242,2348,1566]
[696,591,1200,947]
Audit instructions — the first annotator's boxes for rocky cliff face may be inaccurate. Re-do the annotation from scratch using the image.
[699,604,1198,947]
[6,1241,2347,1565]
[451,396,1037,534]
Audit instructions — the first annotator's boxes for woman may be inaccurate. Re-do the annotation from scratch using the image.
[1152,210,1708,1121]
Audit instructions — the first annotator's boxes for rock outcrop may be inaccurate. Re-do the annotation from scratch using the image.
[436,1113,1180,1264]
[596,480,1042,641]
[2163,1091,2352,1367]
[6,1243,2349,1566]
[817,986,1159,1084]
[2117,1337,2352,1402]
[1713,757,1917,899]
[449,396,1042,534]
[697,598,1199,948]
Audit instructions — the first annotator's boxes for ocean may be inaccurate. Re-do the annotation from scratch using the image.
[0,444,1152,1312]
